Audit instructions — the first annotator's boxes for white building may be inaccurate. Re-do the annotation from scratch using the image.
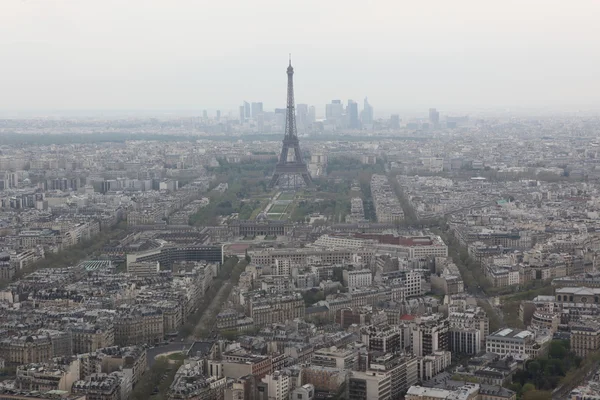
[312,234,369,249]
[343,269,373,292]
[262,371,290,400]
[291,384,315,400]
[405,271,423,298]
[274,259,292,276]
[485,328,545,357]
[349,370,391,400]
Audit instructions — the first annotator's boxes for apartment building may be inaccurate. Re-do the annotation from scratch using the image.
[248,293,305,327]
[114,306,164,346]
[449,307,489,349]
[418,351,452,381]
[15,359,80,392]
[70,323,115,355]
[449,330,481,355]
[221,350,272,380]
[369,353,419,399]
[98,346,147,387]
[411,314,450,357]
[348,369,391,400]
[72,372,123,400]
[0,335,53,365]
[343,269,372,292]
[262,371,291,400]
[571,321,600,358]
[360,325,402,354]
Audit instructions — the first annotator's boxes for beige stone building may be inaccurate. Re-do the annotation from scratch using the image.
[114,306,164,346]
[0,335,53,365]
[571,321,600,358]
[248,293,305,327]
[70,323,115,355]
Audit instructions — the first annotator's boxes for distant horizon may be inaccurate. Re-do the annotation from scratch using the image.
[2,104,600,120]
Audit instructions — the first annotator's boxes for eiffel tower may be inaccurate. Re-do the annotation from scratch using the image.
[269,56,313,189]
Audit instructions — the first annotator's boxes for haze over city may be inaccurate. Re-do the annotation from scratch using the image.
[2,0,600,115]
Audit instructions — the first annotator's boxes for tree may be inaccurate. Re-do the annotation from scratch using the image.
[332,267,344,283]
[130,357,169,400]
[548,340,568,359]
[302,290,325,306]
[522,383,536,393]
[221,330,240,340]
[506,383,522,396]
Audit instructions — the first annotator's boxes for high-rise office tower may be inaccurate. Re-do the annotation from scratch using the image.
[326,100,344,120]
[348,100,359,129]
[239,105,245,123]
[244,101,250,119]
[202,110,208,119]
[296,104,309,134]
[274,108,286,130]
[429,108,440,125]
[252,102,263,118]
[325,104,332,120]
[390,114,400,129]
[308,106,316,123]
[361,98,373,125]
[216,110,221,121]
[257,113,265,132]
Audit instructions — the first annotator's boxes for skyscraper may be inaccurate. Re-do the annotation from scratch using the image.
[390,114,400,129]
[252,102,263,118]
[429,108,440,125]
[239,105,245,123]
[361,97,373,125]
[308,106,316,124]
[326,100,343,120]
[347,100,359,129]
[202,110,208,119]
[216,110,221,121]
[257,113,265,132]
[296,104,309,134]
[244,101,250,119]
[274,108,286,131]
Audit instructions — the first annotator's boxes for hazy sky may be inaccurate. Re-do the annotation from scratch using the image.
[2,0,600,115]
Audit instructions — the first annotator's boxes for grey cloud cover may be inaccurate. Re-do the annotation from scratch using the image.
[1,0,599,114]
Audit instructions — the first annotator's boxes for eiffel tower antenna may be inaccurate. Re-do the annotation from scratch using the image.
[269,57,313,189]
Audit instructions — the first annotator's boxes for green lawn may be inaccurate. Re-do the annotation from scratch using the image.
[269,204,288,213]
[278,192,296,201]
[249,199,269,219]
[166,352,186,361]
